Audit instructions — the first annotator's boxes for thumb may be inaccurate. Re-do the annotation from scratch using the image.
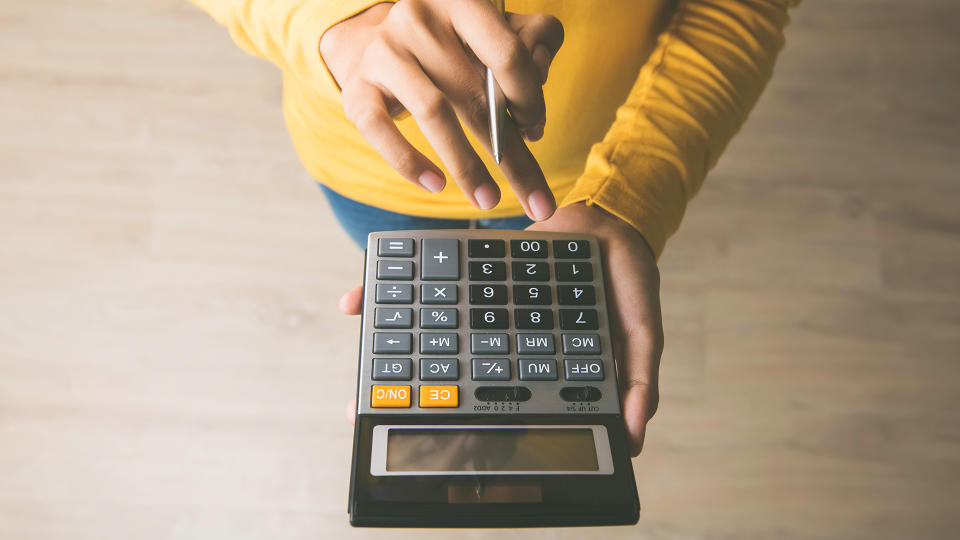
[507,12,564,84]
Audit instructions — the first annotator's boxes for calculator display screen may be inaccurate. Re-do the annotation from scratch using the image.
[385,428,599,473]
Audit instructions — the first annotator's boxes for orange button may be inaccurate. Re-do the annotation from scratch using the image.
[371,385,411,407]
[419,385,459,407]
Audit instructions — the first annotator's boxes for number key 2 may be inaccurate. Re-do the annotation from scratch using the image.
[512,261,549,281]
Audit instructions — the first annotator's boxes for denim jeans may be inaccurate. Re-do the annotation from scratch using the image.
[320,184,533,249]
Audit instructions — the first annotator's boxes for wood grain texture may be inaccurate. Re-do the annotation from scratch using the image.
[1,1,958,538]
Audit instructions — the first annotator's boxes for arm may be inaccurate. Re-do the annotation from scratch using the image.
[187,0,382,94]
[532,0,799,455]
[561,0,800,258]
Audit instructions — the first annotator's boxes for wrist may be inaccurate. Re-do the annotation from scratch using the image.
[551,203,655,260]
[319,2,392,87]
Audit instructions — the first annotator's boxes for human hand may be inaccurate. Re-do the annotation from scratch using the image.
[527,203,663,456]
[337,204,663,456]
[319,0,563,220]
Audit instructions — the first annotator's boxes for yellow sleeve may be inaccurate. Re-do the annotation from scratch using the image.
[188,0,382,94]
[561,0,800,258]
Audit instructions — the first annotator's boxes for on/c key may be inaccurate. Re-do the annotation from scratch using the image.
[371,385,411,407]
[419,385,459,407]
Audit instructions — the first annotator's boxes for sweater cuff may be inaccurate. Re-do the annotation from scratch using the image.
[559,154,688,261]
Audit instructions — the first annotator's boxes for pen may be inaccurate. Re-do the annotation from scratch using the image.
[486,0,506,164]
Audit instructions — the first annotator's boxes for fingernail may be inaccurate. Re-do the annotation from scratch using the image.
[418,170,445,193]
[474,183,500,210]
[532,44,553,84]
[527,188,556,221]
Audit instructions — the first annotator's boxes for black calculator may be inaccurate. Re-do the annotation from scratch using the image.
[348,230,639,527]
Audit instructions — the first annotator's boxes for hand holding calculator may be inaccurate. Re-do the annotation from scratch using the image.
[348,230,640,527]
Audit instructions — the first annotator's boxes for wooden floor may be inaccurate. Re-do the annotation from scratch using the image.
[1,1,958,538]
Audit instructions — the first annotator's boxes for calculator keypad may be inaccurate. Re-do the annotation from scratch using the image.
[361,232,618,413]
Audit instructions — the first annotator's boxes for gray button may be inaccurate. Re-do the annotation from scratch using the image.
[373,332,412,354]
[421,284,458,304]
[372,358,412,380]
[519,358,558,380]
[517,333,555,354]
[421,239,459,280]
[420,333,459,354]
[472,358,511,381]
[561,334,601,355]
[378,238,414,257]
[376,283,413,304]
[377,260,414,280]
[420,358,459,380]
[564,359,604,381]
[374,308,413,329]
[420,308,458,329]
[471,333,509,354]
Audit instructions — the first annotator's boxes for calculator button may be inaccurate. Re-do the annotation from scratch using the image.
[372,358,412,380]
[378,238,414,257]
[420,358,459,381]
[374,308,413,329]
[472,358,511,381]
[556,262,593,281]
[564,359,604,381]
[421,284,457,304]
[558,285,596,305]
[373,332,413,354]
[559,309,599,330]
[420,333,459,354]
[470,333,510,354]
[468,239,505,258]
[553,240,590,258]
[515,309,554,330]
[559,386,602,402]
[518,358,558,380]
[419,385,459,407]
[512,261,549,281]
[370,385,411,407]
[376,260,414,280]
[517,333,555,354]
[420,308,458,329]
[510,239,548,258]
[468,261,506,281]
[375,283,413,304]
[513,284,552,305]
[421,239,460,280]
[470,308,509,329]
[562,334,601,354]
[469,284,507,304]
[475,386,532,402]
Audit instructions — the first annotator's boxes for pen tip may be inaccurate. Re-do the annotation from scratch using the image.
[494,151,502,164]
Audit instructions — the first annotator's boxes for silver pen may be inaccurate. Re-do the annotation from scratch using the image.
[486,0,507,164]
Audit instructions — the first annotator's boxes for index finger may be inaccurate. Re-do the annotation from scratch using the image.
[446,0,546,131]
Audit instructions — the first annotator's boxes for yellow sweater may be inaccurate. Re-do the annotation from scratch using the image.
[190,0,796,257]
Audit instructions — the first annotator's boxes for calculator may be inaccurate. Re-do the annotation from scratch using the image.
[348,230,639,527]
